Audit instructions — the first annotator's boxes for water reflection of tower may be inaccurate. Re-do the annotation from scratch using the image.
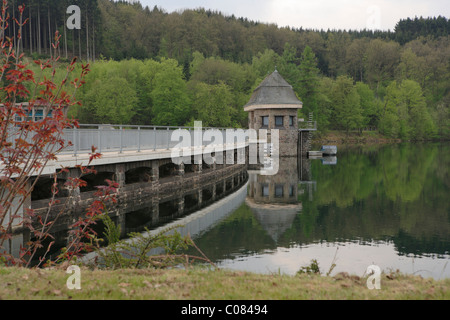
[246,157,309,242]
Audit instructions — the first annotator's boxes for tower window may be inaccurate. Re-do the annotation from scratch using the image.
[262,184,269,197]
[275,185,284,197]
[289,116,295,127]
[275,116,284,127]
[289,185,295,197]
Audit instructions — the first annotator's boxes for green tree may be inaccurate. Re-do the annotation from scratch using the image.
[278,42,301,92]
[190,51,206,76]
[379,82,401,138]
[190,56,255,127]
[380,80,435,139]
[365,39,400,95]
[251,49,280,79]
[315,77,335,131]
[297,46,320,121]
[326,32,351,77]
[85,77,138,124]
[330,76,364,133]
[151,59,191,126]
[431,93,450,138]
[188,81,234,127]
[355,82,379,129]
[396,47,426,84]
[397,80,435,140]
[132,59,163,125]
[346,38,369,82]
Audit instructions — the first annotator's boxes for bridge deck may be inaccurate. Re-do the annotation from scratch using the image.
[3,124,250,177]
[40,141,248,176]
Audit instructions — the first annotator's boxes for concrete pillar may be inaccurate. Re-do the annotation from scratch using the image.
[116,213,127,238]
[151,200,159,225]
[177,196,184,216]
[176,163,185,177]
[23,180,32,220]
[1,182,31,232]
[115,164,126,188]
[245,146,250,166]
[150,159,160,222]
[212,184,217,201]
[216,151,224,166]
[226,150,233,167]
[198,190,203,206]
[237,148,245,164]
[66,168,81,207]
[151,160,159,183]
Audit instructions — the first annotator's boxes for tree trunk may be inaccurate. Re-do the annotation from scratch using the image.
[55,20,60,58]
[64,12,67,59]
[12,0,16,50]
[37,1,41,55]
[92,16,95,62]
[29,5,32,55]
[78,29,81,59]
[86,10,89,62]
[48,6,52,59]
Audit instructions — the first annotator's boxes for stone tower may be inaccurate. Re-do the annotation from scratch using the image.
[244,70,303,157]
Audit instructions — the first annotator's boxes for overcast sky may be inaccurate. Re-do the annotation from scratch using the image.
[137,0,449,31]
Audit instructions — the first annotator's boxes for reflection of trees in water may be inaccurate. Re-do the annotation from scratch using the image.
[291,143,449,257]
[381,143,436,202]
[186,143,449,262]
[185,204,277,261]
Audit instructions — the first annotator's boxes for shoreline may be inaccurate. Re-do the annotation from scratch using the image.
[311,131,448,146]
[312,130,401,146]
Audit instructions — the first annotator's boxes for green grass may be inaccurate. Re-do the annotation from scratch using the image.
[0,266,448,300]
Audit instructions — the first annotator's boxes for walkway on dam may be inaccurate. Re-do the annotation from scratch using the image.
[32,124,250,176]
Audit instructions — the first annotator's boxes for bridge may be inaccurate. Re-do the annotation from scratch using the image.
[2,123,254,233]
[37,123,250,176]
[3,118,317,232]
[3,69,319,255]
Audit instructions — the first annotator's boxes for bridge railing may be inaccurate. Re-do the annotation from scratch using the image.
[61,124,242,156]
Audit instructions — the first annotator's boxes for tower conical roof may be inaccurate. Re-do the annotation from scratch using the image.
[244,70,302,111]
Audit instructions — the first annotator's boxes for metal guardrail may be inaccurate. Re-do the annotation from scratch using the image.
[61,124,241,156]
[298,121,317,131]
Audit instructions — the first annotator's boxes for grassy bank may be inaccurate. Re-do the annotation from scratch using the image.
[0,266,448,300]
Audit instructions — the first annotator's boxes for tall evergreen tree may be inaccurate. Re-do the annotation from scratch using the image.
[297,46,320,121]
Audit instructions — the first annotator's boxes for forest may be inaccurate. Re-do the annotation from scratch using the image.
[5,0,450,139]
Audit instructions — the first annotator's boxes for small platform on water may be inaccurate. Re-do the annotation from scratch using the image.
[321,145,337,155]
[307,151,323,158]
[308,146,337,159]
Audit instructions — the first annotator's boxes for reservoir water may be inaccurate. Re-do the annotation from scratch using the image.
[180,142,449,279]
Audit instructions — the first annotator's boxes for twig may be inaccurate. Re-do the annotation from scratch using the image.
[187,233,218,270]
[326,246,339,276]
